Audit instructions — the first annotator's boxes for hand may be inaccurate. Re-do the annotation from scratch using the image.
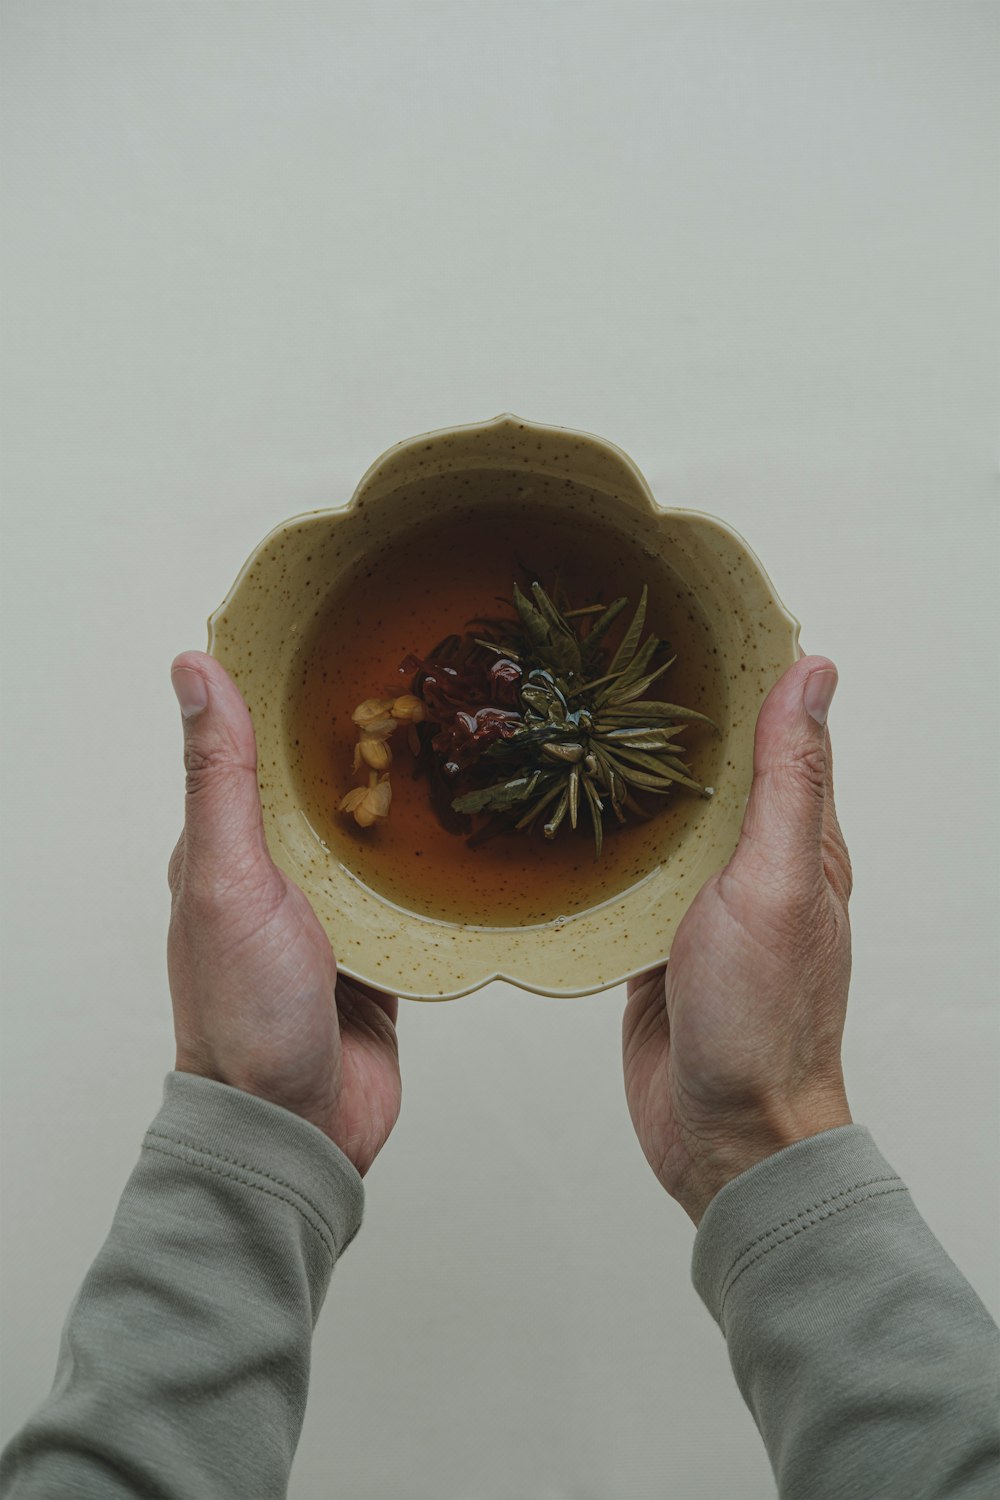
[623,656,853,1224]
[166,651,401,1177]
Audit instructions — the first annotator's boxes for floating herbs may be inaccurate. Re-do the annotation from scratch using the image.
[340,575,717,858]
[337,694,425,827]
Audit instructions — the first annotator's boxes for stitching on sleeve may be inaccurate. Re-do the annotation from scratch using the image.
[728,1174,902,1265]
[145,1128,348,1236]
[142,1140,338,1263]
[719,1182,910,1315]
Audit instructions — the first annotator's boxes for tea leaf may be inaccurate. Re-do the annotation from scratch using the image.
[596,714,684,732]
[473,637,522,659]
[595,727,691,752]
[605,745,694,780]
[564,602,612,618]
[519,674,572,726]
[581,772,604,858]
[543,787,570,839]
[521,682,557,718]
[483,722,568,760]
[605,656,679,705]
[514,779,567,831]
[580,596,628,665]
[601,633,660,698]
[592,703,669,723]
[401,575,716,858]
[606,584,648,677]
[512,582,551,653]
[530,582,582,678]
[451,770,544,814]
[589,746,616,793]
[600,700,718,729]
[602,747,704,793]
[542,741,585,763]
[609,767,627,816]
[568,765,580,829]
[611,699,719,729]
[566,668,627,699]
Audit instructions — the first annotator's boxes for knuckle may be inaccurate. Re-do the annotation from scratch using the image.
[180,861,285,924]
[786,743,829,796]
[172,873,234,927]
[178,866,222,911]
[183,740,231,794]
[772,868,825,929]
[725,847,825,931]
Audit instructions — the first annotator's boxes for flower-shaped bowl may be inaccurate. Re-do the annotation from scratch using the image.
[207,415,798,1000]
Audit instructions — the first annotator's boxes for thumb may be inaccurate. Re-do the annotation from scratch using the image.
[170,651,269,876]
[735,655,838,873]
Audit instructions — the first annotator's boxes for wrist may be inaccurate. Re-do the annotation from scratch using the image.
[673,1093,853,1226]
[174,1051,338,1143]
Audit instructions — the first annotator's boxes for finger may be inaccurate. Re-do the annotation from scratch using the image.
[336,979,400,1058]
[803,640,839,807]
[793,647,851,895]
[623,964,668,1055]
[340,976,399,1028]
[170,651,270,878]
[735,655,838,874]
[626,963,666,1003]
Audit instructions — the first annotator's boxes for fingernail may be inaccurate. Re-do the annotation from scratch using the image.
[803,667,837,726]
[172,666,208,719]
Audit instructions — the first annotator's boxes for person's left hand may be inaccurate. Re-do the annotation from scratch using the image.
[167,650,401,1177]
[622,656,852,1223]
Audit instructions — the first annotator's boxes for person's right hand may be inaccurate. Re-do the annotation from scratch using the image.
[167,651,401,1178]
[623,656,853,1225]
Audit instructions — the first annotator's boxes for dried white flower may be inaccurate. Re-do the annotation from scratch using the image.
[359,736,392,771]
[390,693,426,723]
[339,775,392,827]
[351,697,394,729]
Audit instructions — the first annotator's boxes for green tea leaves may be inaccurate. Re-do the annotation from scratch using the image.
[422,574,717,856]
[606,584,648,677]
[451,770,545,814]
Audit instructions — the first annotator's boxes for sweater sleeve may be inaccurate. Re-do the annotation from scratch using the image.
[0,1071,364,1500]
[692,1124,1000,1500]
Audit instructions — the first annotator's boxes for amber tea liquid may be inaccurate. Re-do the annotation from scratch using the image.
[287,494,725,926]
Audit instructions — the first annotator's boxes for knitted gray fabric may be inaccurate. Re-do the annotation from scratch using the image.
[693,1125,1000,1498]
[2,1089,997,1498]
[0,1072,363,1499]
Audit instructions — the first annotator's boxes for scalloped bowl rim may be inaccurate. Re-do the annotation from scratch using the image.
[206,413,800,999]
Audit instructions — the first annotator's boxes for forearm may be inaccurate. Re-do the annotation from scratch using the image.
[693,1126,1000,1500]
[0,1073,363,1500]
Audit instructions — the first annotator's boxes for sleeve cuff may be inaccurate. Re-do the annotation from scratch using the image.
[692,1124,905,1327]
[144,1071,365,1263]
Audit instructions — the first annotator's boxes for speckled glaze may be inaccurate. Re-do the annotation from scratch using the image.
[207,415,799,1000]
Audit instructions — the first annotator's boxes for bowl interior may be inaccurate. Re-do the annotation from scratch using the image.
[209,422,796,998]
[284,470,727,928]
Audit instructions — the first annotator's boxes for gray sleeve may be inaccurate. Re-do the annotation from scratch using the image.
[693,1124,1000,1500]
[0,1071,364,1500]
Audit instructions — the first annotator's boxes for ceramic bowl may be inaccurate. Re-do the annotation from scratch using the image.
[207,414,798,1000]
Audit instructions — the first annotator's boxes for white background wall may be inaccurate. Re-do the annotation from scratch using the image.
[1,4,997,1497]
